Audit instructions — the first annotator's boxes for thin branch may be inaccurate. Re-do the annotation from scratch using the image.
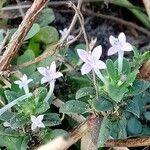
[0,0,49,71]
[82,6,150,36]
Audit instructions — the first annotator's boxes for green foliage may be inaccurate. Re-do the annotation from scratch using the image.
[75,87,95,100]
[127,117,142,135]
[17,50,36,76]
[127,80,150,96]
[106,59,119,83]
[98,116,112,147]
[36,8,55,27]
[60,100,88,114]
[25,23,40,41]
[93,96,113,112]
[108,84,128,102]
[125,98,140,118]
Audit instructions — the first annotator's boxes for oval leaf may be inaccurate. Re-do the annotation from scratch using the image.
[60,100,88,114]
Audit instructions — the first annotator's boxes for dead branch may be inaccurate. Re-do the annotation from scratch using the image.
[0,0,48,71]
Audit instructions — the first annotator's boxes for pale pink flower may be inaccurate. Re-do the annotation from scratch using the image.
[31,115,45,130]
[14,74,33,93]
[37,61,63,84]
[59,28,74,41]
[77,45,106,75]
[108,32,133,56]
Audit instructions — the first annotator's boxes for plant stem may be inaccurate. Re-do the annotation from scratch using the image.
[92,70,98,98]
[44,81,55,102]
[94,69,107,85]
[118,51,124,75]
[24,85,29,94]
[0,93,32,116]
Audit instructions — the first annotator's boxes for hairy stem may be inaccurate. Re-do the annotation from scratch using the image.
[0,93,32,115]
[44,81,55,102]
[118,51,124,75]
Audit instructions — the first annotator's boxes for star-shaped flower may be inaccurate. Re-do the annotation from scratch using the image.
[14,74,33,94]
[77,45,106,75]
[59,28,74,41]
[37,61,63,84]
[31,115,45,130]
[108,32,133,56]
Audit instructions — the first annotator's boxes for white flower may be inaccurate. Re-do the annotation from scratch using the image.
[108,32,133,56]
[3,121,11,127]
[108,32,133,74]
[14,74,33,94]
[31,115,45,130]
[77,45,106,75]
[59,28,74,41]
[37,61,63,84]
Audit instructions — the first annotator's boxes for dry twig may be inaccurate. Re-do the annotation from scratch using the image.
[0,0,49,71]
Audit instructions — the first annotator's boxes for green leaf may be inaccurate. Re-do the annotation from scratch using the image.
[93,97,113,112]
[123,69,139,87]
[15,136,29,150]
[34,87,48,100]
[75,87,95,99]
[106,59,119,83]
[33,26,59,45]
[0,111,14,121]
[144,112,150,121]
[128,80,150,96]
[4,90,20,103]
[10,114,27,129]
[60,100,88,114]
[111,115,127,139]
[25,23,40,40]
[17,50,36,76]
[108,85,128,102]
[43,113,61,127]
[127,117,142,135]
[122,58,131,75]
[29,71,42,87]
[98,116,112,147]
[125,98,140,118]
[0,129,21,150]
[37,55,55,67]
[36,8,55,27]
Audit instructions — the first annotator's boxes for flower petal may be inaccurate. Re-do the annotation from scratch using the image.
[38,122,45,128]
[27,79,33,84]
[118,32,126,43]
[109,35,117,45]
[81,63,92,75]
[121,42,133,51]
[31,115,37,123]
[37,115,44,121]
[14,80,21,85]
[41,77,50,84]
[94,60,107,69]
[92,45,102,60]
[50,61,56,73]
[77,49,90,62]
[54,72,63,79]
[37,67,49,76]
[107,46,118,56]
[31,123,37,130]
